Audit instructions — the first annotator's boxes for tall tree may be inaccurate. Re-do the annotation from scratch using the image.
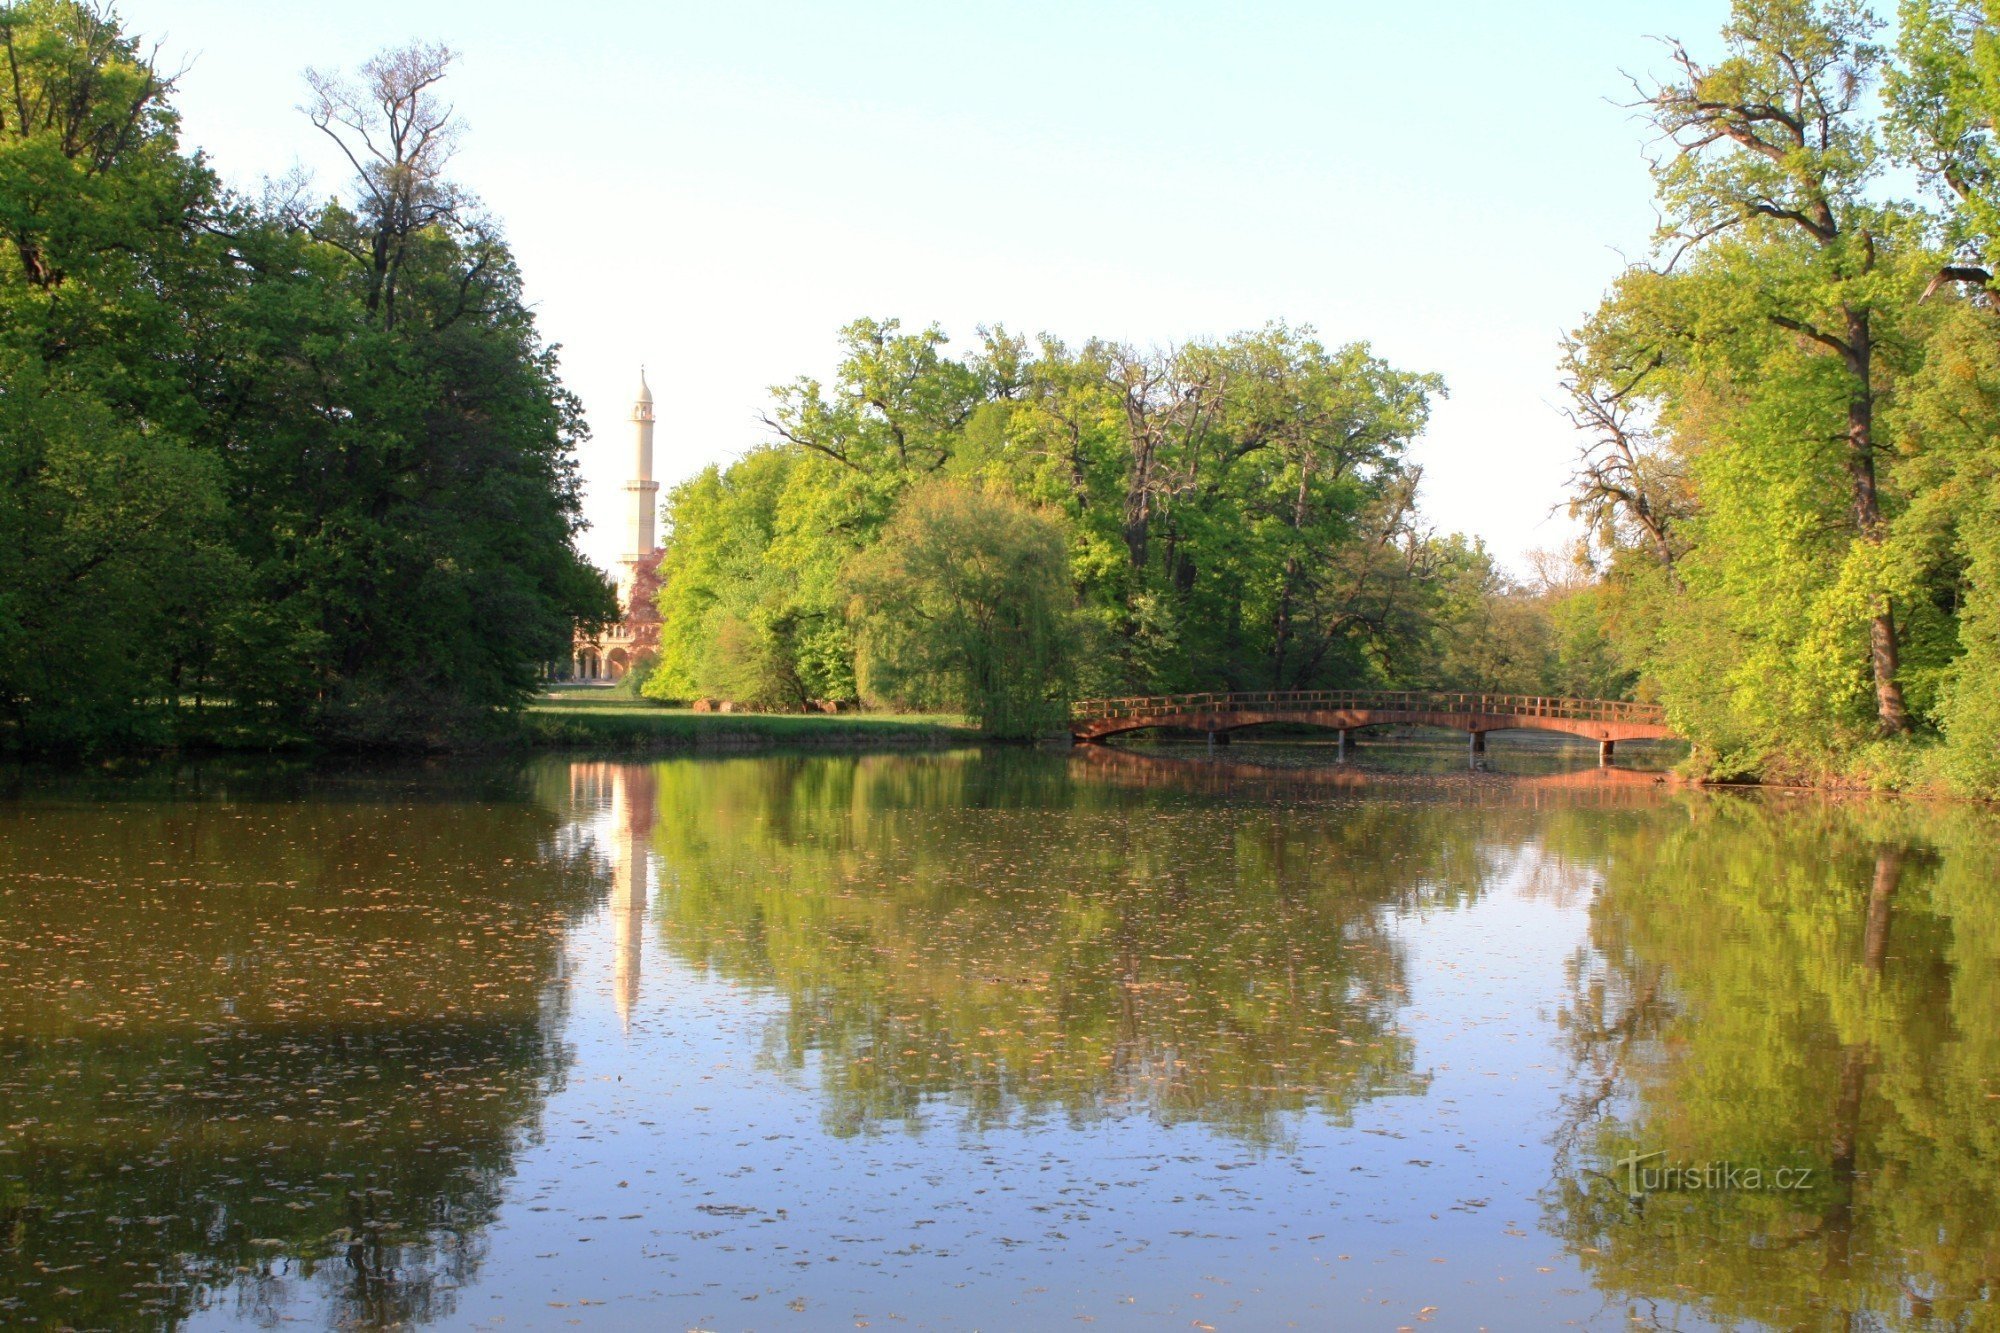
[0,0,245,749]
[1642,0,1915,733]
[225,41,612,743]
[648,319,1451,715]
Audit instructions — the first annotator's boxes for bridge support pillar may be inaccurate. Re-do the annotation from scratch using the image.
[1469,731,1486,755]
[1337,728,1351,759]
[1598,739,1615,766]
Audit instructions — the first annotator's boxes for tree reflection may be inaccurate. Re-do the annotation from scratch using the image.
[0,769,602,1329]
[1546,796,2000,1328]
[641,749,1566,1143]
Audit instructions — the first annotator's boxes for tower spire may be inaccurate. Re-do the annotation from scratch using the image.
[619,367,660,611]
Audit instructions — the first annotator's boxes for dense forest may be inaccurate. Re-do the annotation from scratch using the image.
[0,1,613,753]
[638,320,1626,732]
[1557,0,2000,796]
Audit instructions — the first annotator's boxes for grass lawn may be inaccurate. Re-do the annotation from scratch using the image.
[522,695,980,751]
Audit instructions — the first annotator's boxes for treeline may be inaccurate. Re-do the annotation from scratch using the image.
[641,321,1625,735]
[0,2,612,753]
[1556,0,2000,795]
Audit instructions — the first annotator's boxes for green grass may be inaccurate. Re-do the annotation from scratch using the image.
[520,698,979,752]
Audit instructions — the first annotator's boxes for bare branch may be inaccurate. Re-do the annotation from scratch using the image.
[1921,265,1994,302]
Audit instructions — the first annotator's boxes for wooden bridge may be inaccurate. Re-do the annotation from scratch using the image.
[1069,690,1674,763]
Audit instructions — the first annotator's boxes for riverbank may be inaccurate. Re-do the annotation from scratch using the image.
[521,697,979,752]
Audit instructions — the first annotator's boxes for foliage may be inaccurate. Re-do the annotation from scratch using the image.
[0,2,613,755]
[845,479,1077,737]
[0,361,240,749]
[647,320,1496,731]
[1563,0,2000,793]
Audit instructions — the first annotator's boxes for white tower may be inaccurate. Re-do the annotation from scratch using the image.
[619,370,660,612]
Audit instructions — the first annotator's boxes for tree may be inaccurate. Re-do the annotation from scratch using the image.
[984,324,1443,694]
[226,41,612,744]
[302,41,469,330]
[0,0,244,750]
[1888,0,2000,293]
[845,480,1077,738]
[647,319,1455,717]
[1887,3,2000,793]
[1558,322,1690,575]
[1640,0,1916,734]
[0,8,613,752]
[0,362,239,748]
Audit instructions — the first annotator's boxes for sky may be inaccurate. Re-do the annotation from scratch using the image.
[120,0,1736,577]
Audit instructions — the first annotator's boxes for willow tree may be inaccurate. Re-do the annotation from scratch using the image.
[844,479,1076,738]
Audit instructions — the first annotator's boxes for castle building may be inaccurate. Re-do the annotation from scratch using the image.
[571,371,664,681]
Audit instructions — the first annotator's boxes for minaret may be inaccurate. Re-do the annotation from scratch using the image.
[619,370,660,612]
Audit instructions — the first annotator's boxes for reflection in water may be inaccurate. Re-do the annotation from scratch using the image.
[642,750,1483,1142]
[1545,797,2000,1329]
[569,763,656,1032]
[636,749,1691,1144]
[0,770,604,1328]
[0,751,1994,1329]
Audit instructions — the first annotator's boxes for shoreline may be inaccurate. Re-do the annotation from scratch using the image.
[9,705,1991,807]
[517,703,981,753]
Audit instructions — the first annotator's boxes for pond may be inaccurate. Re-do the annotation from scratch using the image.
[0,743,1994,1330]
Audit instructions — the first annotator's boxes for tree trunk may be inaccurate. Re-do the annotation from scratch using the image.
[1843,311,1912,735]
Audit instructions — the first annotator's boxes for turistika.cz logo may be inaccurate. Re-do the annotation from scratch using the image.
[1612,1149,1816,1197]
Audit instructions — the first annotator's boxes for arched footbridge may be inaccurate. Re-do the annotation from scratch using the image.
[1069,690,1674,762]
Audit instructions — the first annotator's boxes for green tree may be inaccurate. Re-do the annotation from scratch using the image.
[0,7,612,753]
[646,320,1450,719]
[845,479,1076,738]
[1637,0,1920,735]
[0,364,240,748]
[642,449,818,706]
[0,0,245,749]
[1412,536,1559,693]
[226,42,613,744]
[1889,0,2000,287]
[1887,1,2000,792]
[1557,0,2000,782]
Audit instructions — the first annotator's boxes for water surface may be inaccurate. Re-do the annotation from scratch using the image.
[1,746,1994,1329]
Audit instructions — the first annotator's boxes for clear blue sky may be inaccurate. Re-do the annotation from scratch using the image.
[120,0,1734,575]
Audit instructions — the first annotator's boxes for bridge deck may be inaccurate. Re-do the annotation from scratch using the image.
[1070,690,1673,744]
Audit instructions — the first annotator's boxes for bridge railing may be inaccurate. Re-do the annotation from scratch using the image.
[1070,690,1667,728]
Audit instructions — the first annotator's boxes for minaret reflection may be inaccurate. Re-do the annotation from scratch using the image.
[609,765,656,1031]
[570,763,657,1031]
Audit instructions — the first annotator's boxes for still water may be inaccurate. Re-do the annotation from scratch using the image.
[0,743,1994,1330]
